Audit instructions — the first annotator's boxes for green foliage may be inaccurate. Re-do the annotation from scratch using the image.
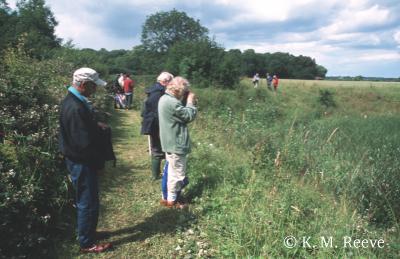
[141,9,209,53]
[0,46,72,258]
[15,0,61,59]
[187,81,400,257]
[216,50,242,88]
[316,65,328,78]
[319,89,336,108]
[166,39,237,88]
[0,1,17,55]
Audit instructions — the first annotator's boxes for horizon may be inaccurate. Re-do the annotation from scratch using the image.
[7,0,400,78]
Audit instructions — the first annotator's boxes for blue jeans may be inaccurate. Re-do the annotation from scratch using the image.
[125,93,133,108]
[66,158,99,248]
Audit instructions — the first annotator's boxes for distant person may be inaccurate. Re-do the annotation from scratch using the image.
[266,73,273,90]
[118,73,124,89]
[59,67,114,253]
[113,74,125,109]
[123,74,134,109]
[272,75,279,91]
[252,73,260,88]
[158,76,197,209]
[141,72,174,180]
[113,74,122,93]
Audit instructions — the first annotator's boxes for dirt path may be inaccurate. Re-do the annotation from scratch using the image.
[60,109,195,258]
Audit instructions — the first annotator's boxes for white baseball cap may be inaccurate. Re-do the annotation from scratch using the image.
[73,67,107,87]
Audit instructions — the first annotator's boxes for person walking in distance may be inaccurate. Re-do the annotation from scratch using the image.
[266,73,273,90]
[158,77,197,209]
[141,72,174,180]
[272,75,279,92]
[252,73,260,88]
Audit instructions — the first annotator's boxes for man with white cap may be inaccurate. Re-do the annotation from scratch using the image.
[59,67,112,253]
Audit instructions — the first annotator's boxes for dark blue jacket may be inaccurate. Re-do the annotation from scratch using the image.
[141,82,165,135]
[59,92,115,169]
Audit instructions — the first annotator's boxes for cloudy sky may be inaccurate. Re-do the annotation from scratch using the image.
[8,0,400,77]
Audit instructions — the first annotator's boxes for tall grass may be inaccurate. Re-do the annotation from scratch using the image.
[184,80,400,257]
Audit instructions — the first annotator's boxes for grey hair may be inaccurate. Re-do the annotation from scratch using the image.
[157,72,174,83]
[167,76,189,93]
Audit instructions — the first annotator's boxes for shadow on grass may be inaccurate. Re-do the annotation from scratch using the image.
[109,108,137,142]
[106,208,195,246]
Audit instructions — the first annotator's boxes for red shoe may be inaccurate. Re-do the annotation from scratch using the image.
[166,200,188,209]
[80,243,113,253]
[160,199,168,206]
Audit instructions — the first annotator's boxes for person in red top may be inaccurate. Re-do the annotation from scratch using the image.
[272,75,279,92]
[123,74,134,109]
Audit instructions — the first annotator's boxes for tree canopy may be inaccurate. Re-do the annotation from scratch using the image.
[141,9,209,53]
[0,0,60,60]
[0,3,329,86]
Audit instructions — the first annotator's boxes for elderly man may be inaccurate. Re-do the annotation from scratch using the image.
[141,72,174,180]
[158,76,197,208]
[59,67,112,253]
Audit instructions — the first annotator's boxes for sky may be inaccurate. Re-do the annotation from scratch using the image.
[7,0,400,77]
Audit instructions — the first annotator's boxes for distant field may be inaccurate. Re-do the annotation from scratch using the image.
[276,78,400,88]
[241,78,400,116]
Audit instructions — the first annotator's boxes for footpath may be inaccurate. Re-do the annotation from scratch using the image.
[60,109,194,258]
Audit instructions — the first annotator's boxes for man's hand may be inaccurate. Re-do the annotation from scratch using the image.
[97,122,109,130]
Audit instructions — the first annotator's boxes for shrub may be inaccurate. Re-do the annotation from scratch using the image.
[0,46,72,258]
[319,89,336,108]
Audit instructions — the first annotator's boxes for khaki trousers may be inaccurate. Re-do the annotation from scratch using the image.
[165,153,187,201]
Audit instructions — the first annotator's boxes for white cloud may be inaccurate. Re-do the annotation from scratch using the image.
[394,30,400,46]
[211,0,342,28]
[5,0,400,76]
[359,51,400,61]
[320,4,391,35]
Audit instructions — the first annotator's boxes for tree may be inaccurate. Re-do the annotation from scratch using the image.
[316,65,328,78]
[0,0,17,56]
[165,40,218,83]
[141,9,209,52]
[15,0,61,59]
[267,52,291,78]
[241,49,258,76]
[215,49,242,88]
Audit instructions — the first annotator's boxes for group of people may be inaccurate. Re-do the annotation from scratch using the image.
[253,72,279,91]
[59,68,197,253]
[112,73,135,109]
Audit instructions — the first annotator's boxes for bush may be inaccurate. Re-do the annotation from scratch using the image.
[0,47,73,258]
[319,89,336,108]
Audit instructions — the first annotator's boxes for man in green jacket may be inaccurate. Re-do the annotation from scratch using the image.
[158,76,197,208]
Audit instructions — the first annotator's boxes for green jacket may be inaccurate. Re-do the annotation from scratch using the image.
[158,93,197,155]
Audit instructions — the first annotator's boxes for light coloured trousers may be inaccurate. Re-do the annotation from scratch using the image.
[165,153,187,201]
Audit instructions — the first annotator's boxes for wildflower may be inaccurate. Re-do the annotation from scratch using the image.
[8,169,16,177]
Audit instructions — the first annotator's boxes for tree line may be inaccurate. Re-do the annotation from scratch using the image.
[0,1,327,88]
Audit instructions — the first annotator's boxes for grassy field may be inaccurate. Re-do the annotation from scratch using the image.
[59,79,400,258]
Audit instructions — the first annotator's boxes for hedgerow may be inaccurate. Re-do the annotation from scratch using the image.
[0,46,72,258]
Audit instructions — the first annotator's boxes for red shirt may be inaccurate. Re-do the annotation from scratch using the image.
[123,77,134,93]
[272,77,279,87]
